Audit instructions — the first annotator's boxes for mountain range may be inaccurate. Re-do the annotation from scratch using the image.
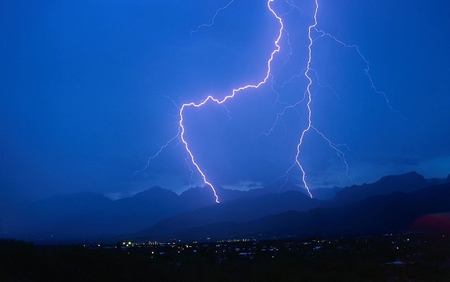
[143,182,450,242]
[1,171,449,243]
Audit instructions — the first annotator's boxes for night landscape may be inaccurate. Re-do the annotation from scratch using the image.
[1,0,450,281]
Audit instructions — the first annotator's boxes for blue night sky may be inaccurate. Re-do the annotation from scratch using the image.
[1,0,450,202]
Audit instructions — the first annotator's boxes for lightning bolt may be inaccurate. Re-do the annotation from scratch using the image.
[284,0,401,198]
[180,0,284,203]
[139,0,398,203]
[286,0,319,198]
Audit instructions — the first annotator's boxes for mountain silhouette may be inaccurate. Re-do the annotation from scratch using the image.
[130,182,450,242]
[1,171,445,243]
[328,171,427,205]
[1,181,308,241]
[131,190,318,239]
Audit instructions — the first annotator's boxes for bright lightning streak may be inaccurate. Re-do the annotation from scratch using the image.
[180,0,284,203]
[285,0,399,197]
[286,0,319,199]
[283,0,358,197]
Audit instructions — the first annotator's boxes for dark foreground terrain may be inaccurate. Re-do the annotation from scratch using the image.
[1,233,450,282]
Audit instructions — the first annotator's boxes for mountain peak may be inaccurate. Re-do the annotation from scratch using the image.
[331,171,428,204]
[378,171,423,183]
[131,186,178,200]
